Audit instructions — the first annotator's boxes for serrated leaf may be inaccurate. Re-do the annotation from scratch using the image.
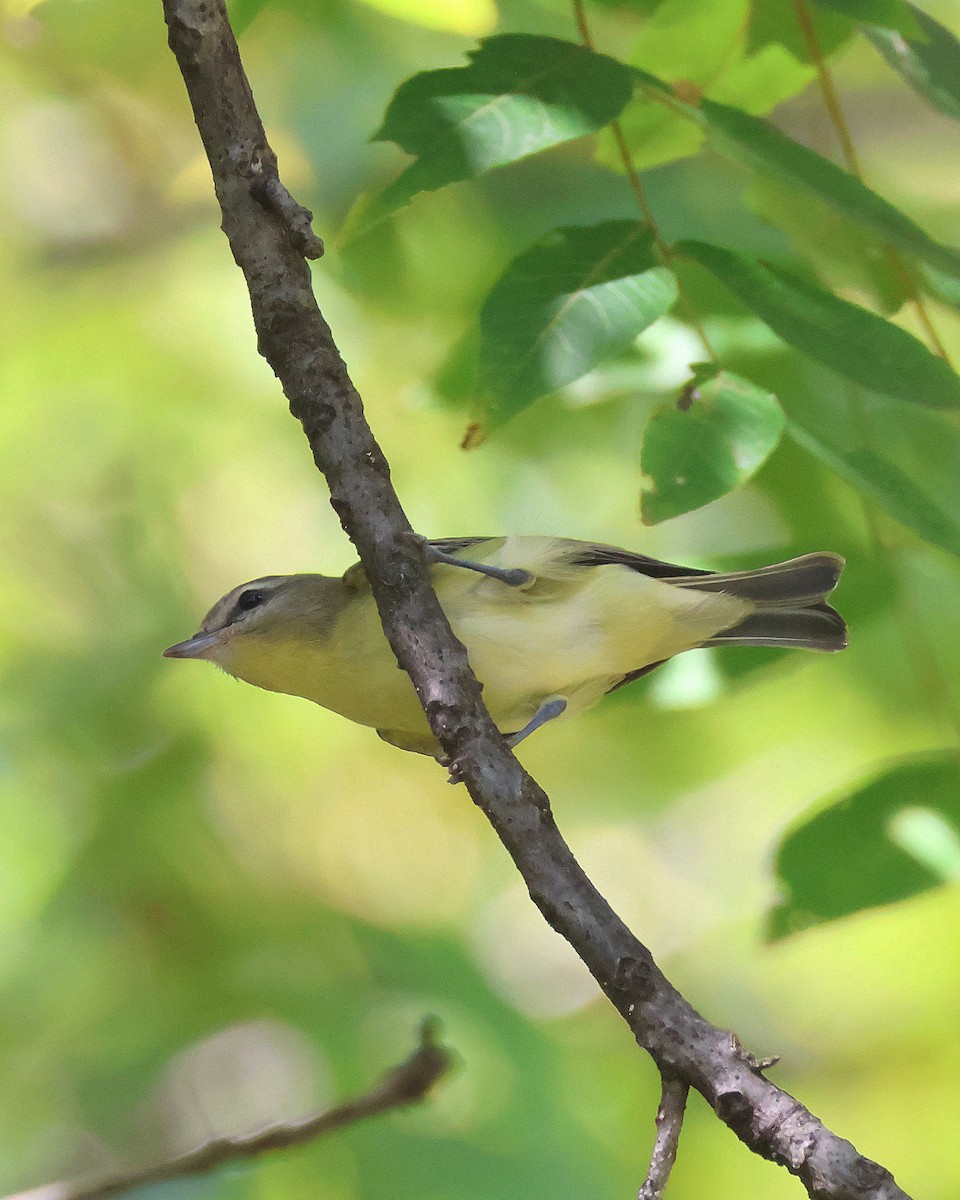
[373,35,636,212]
[467,222,678,442]
[678,240,960,409]
[785,366,960,559]
[866,4,960,122]
[809,0,924,39]
[700,98,960,282]
[768,753,960,939]
[640,371,784,523]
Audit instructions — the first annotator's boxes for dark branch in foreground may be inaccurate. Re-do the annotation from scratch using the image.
[158,3,913,1197]
[638,1074,688,1200]
[12,1023,449,1200]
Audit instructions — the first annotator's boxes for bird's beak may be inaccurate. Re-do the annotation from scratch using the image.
[162,631,222,659]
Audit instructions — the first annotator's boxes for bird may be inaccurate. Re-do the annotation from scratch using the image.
[163,536,846,756]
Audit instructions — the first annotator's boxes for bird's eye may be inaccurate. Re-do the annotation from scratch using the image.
[237,589,265,611]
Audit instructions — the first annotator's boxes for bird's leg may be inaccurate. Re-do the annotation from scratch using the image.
[443,697,569,784]
[423,543,535,589]
[506,696,568,748]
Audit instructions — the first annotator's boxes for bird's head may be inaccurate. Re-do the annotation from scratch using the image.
[163,574,345,680]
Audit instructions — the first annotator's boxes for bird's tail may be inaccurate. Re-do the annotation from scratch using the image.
[670,553,847,652]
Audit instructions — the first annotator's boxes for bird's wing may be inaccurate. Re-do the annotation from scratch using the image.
[568,542,714,581]
[344,537,727,596]
[347,538,713,588]
[428,536,495,555]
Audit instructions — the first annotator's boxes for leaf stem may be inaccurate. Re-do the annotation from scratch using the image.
[572,0,717,361]
[792,0,951,363]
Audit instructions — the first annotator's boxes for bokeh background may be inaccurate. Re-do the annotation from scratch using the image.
[2,0,960,1197]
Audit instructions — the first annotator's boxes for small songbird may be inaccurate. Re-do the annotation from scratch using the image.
[164,536,846,756]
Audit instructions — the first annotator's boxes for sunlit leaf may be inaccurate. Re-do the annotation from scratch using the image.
[466,222,677,443]
[627,0,750,82]
[866,4,960,122]
[602,0,821,173]
[354,0,497,35]
[373,35,636,212]
[768,753,960,939]
[809,0,924,39]
[700,98,960,283]
[784,364,960,558]
[640,368,785,523]
[678,240,960,409]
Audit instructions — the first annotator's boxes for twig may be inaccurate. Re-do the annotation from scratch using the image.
[244,152,325,260]
[9,1022,451,1200]
[638,1074,688,1200]
[159,3,913,1196]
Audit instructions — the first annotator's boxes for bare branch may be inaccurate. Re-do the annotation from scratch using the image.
[11,1023,450,1200]
[638,1075,688,1200]
[158,3,914,1197]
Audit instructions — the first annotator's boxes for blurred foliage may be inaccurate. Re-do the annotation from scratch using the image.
[2,1,960,1199]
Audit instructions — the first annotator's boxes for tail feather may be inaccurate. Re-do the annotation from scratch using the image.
[668,552,844,607]
[706,602,847,652]
[674,552,847,653]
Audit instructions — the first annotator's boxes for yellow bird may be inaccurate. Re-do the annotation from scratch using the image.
[164,536,846,756]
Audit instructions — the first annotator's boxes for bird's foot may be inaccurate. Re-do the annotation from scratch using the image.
[505,697,568,749]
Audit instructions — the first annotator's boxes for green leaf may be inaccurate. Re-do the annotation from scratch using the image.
[373,35,636,212]
[746,176,909,314]
[677,240,960,409]
[467,222,678,443]
[748,0,854,60]
[699,98,960,282]
[227,0,269,34]
[866,4,960,122]
[784,369,960,559]
[919,260,960,312]
[603,0,823,173]
[627,0,750,82]
[640,370,785,523]
[809,0,924,39]
[592,0,665,10]
[768,753,960,939]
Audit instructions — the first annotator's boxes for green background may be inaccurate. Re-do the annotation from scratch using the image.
[2,0,960,1197]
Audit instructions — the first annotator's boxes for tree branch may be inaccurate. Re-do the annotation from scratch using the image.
[159,3,913,1197]
[12,1023,450,1200]
[638,1074,688,1200]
